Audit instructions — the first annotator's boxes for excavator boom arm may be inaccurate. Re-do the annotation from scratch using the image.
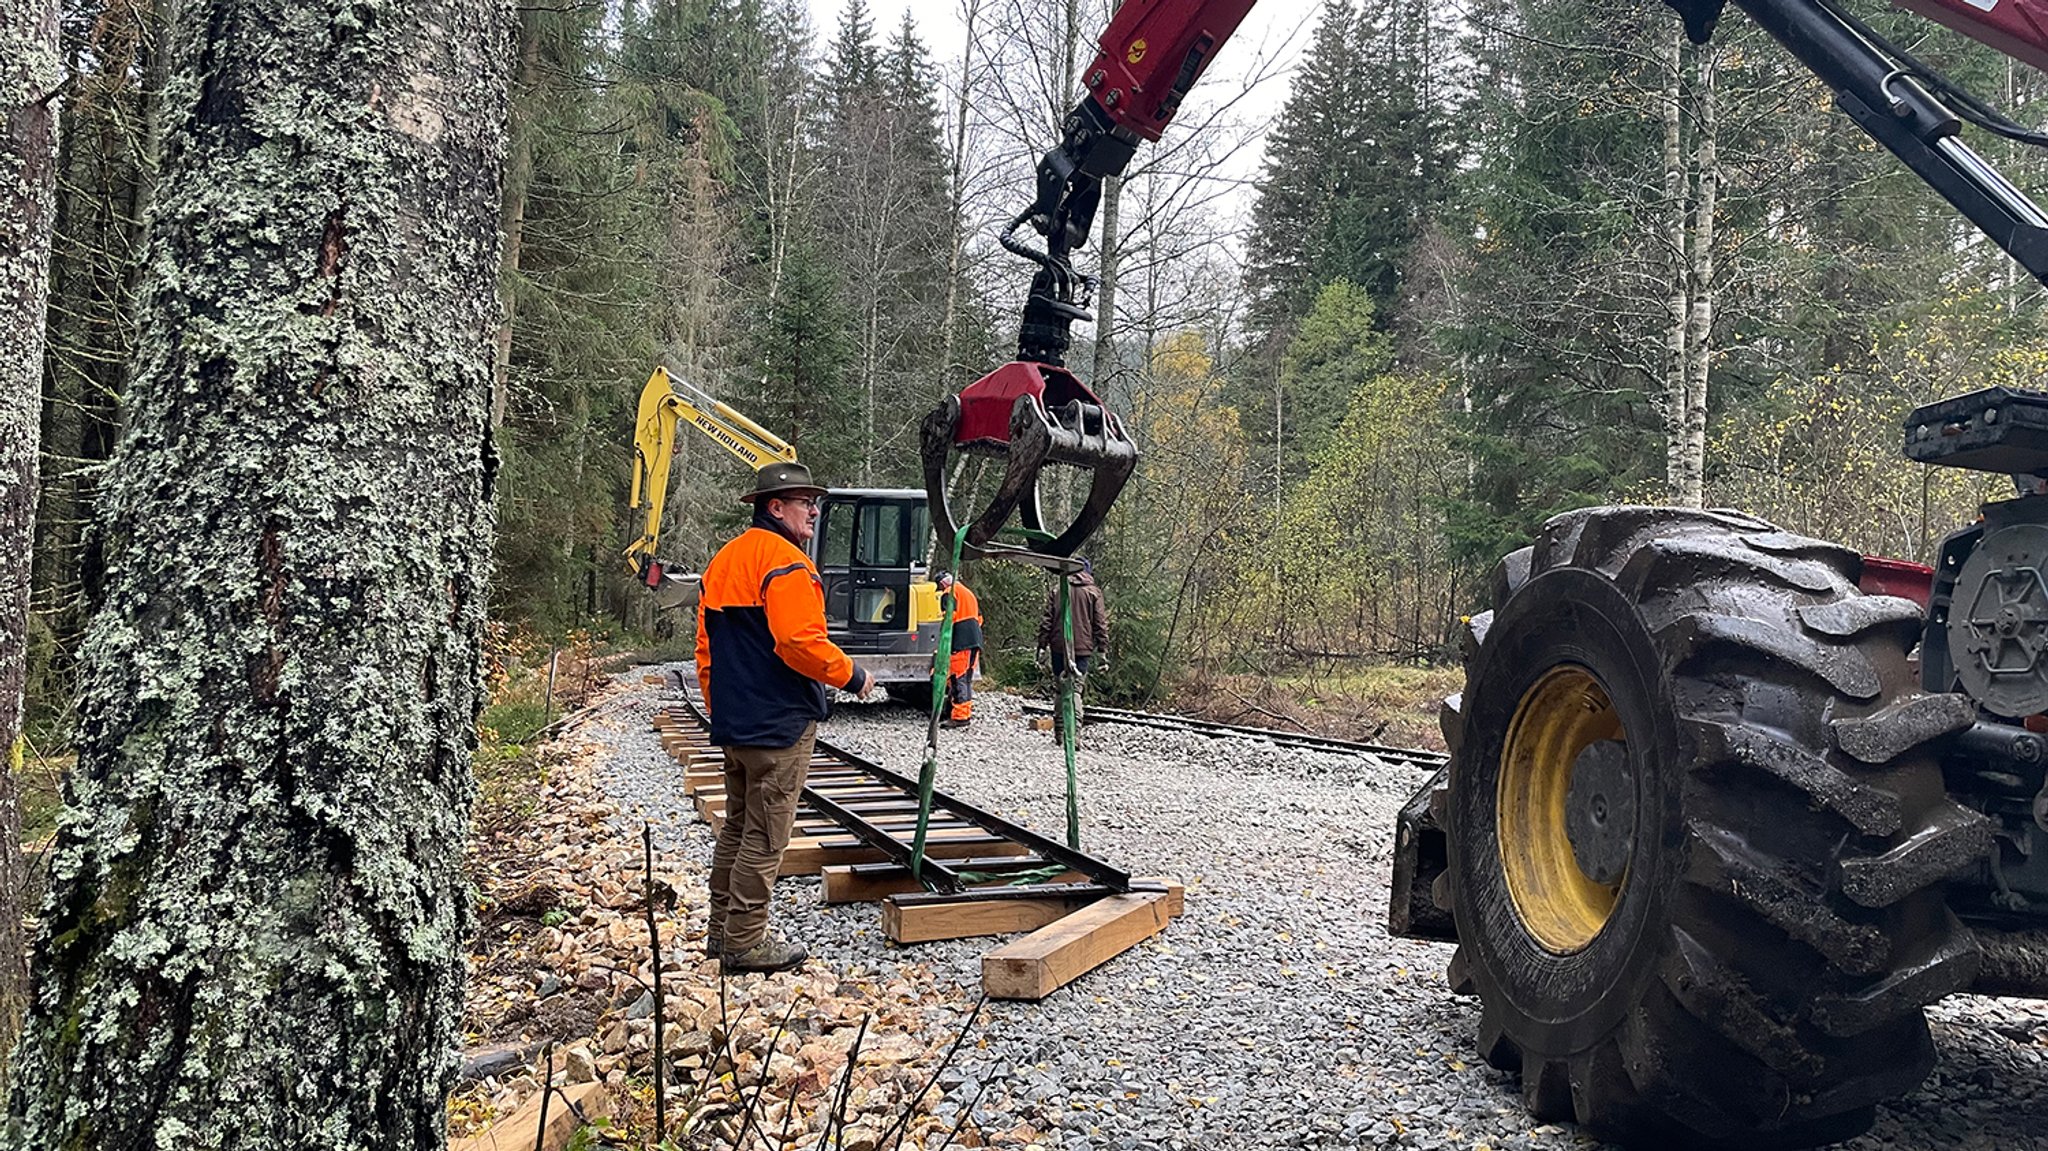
[625,367,799,578]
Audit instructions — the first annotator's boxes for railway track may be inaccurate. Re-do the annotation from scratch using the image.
[657,674,1143,899]
[1019,699,1448,772]
[652,670,1191,996]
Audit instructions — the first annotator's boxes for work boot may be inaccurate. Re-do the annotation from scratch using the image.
[703,935,721,959]
[721,934,807,974]
[942,716,970,729]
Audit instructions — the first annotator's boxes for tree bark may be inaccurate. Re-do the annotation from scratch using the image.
[0,0,62,1086]
[8,1,507,1144]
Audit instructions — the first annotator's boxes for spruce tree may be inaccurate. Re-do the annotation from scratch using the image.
[1244,0,1364,339]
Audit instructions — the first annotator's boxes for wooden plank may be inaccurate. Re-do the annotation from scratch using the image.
[796,814,971,834]
[884,891,1100,943]
[804,827,1001,849]
[981,889,1177,1000]
[708,800,969,833]
[1132,876,1186,917]
[779,836,1028,877]
[781,827,992,853]
[449,1083,611,1151]
[821,860,1069,903]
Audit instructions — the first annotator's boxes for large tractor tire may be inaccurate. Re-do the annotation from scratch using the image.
[1447,507,1990,1148]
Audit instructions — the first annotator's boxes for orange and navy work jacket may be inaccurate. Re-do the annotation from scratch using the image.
[948,582,983,651]
[696,524,870,747]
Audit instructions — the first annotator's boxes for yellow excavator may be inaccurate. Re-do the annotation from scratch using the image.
[626,366,949,695]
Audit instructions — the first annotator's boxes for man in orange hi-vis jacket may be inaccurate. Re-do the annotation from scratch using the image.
[696,462,879,973]
[934,571,981,728]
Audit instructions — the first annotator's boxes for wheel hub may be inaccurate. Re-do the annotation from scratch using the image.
[1497,665,1629,954]
[1952,522,2048,715]
[1565,739,1634,886]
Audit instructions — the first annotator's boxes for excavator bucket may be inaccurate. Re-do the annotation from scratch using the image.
[921,361,1137,559]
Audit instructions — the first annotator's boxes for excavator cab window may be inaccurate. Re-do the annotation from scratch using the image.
[851,500,911,629]
[817,504,855,570]
[814,492,930,635]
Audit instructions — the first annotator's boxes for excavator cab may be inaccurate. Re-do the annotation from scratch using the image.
[815,490,931,638]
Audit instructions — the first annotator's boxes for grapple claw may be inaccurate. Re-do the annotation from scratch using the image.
[921,361,1137,560]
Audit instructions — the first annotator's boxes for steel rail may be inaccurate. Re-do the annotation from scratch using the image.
[1021,700,1449,767]
[816,736,1131,892]
[671,677,1130,894]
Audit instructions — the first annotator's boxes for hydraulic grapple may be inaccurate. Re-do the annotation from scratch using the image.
[919,0,1253,560]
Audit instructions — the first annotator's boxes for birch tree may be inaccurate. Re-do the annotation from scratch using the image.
[9,1,506,1142]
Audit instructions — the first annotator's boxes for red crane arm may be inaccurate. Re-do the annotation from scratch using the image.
[1081,0,1260,143]
[1896,0,2048,73]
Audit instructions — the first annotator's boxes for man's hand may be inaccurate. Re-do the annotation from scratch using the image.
[856,680,890,703]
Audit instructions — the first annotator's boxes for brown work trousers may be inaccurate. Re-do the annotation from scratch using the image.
[708,723,816,953]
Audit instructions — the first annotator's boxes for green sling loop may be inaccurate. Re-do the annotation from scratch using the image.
[908,524,1085,885]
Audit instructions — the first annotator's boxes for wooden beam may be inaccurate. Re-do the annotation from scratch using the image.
[1132,876,1186,917]
[778,835,1028,877]
[820,860,1071,903]
[981,883,1182,1000]
[884,891,1100,943]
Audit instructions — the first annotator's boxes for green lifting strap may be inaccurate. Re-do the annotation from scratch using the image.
[1056,574,1081,849]
[908,524,972,882]
[907,523,1087,888]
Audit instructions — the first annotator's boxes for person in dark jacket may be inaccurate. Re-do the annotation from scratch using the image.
[696,462,880,973]
[1036,557,1110,676]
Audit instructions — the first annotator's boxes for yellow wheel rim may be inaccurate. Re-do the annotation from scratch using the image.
[1498,665,1627,954]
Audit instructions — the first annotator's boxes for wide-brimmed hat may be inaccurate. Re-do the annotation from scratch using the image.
[741,462,828,504]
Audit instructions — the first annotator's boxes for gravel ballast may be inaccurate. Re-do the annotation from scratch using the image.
[580,670,2048,1150]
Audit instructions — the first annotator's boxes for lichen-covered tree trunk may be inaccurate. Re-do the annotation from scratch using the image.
[7,0,507,1145]
[0,0,63,1083]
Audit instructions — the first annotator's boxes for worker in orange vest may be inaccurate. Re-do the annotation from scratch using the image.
[935,571,981,728]
[696,462,883,973]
